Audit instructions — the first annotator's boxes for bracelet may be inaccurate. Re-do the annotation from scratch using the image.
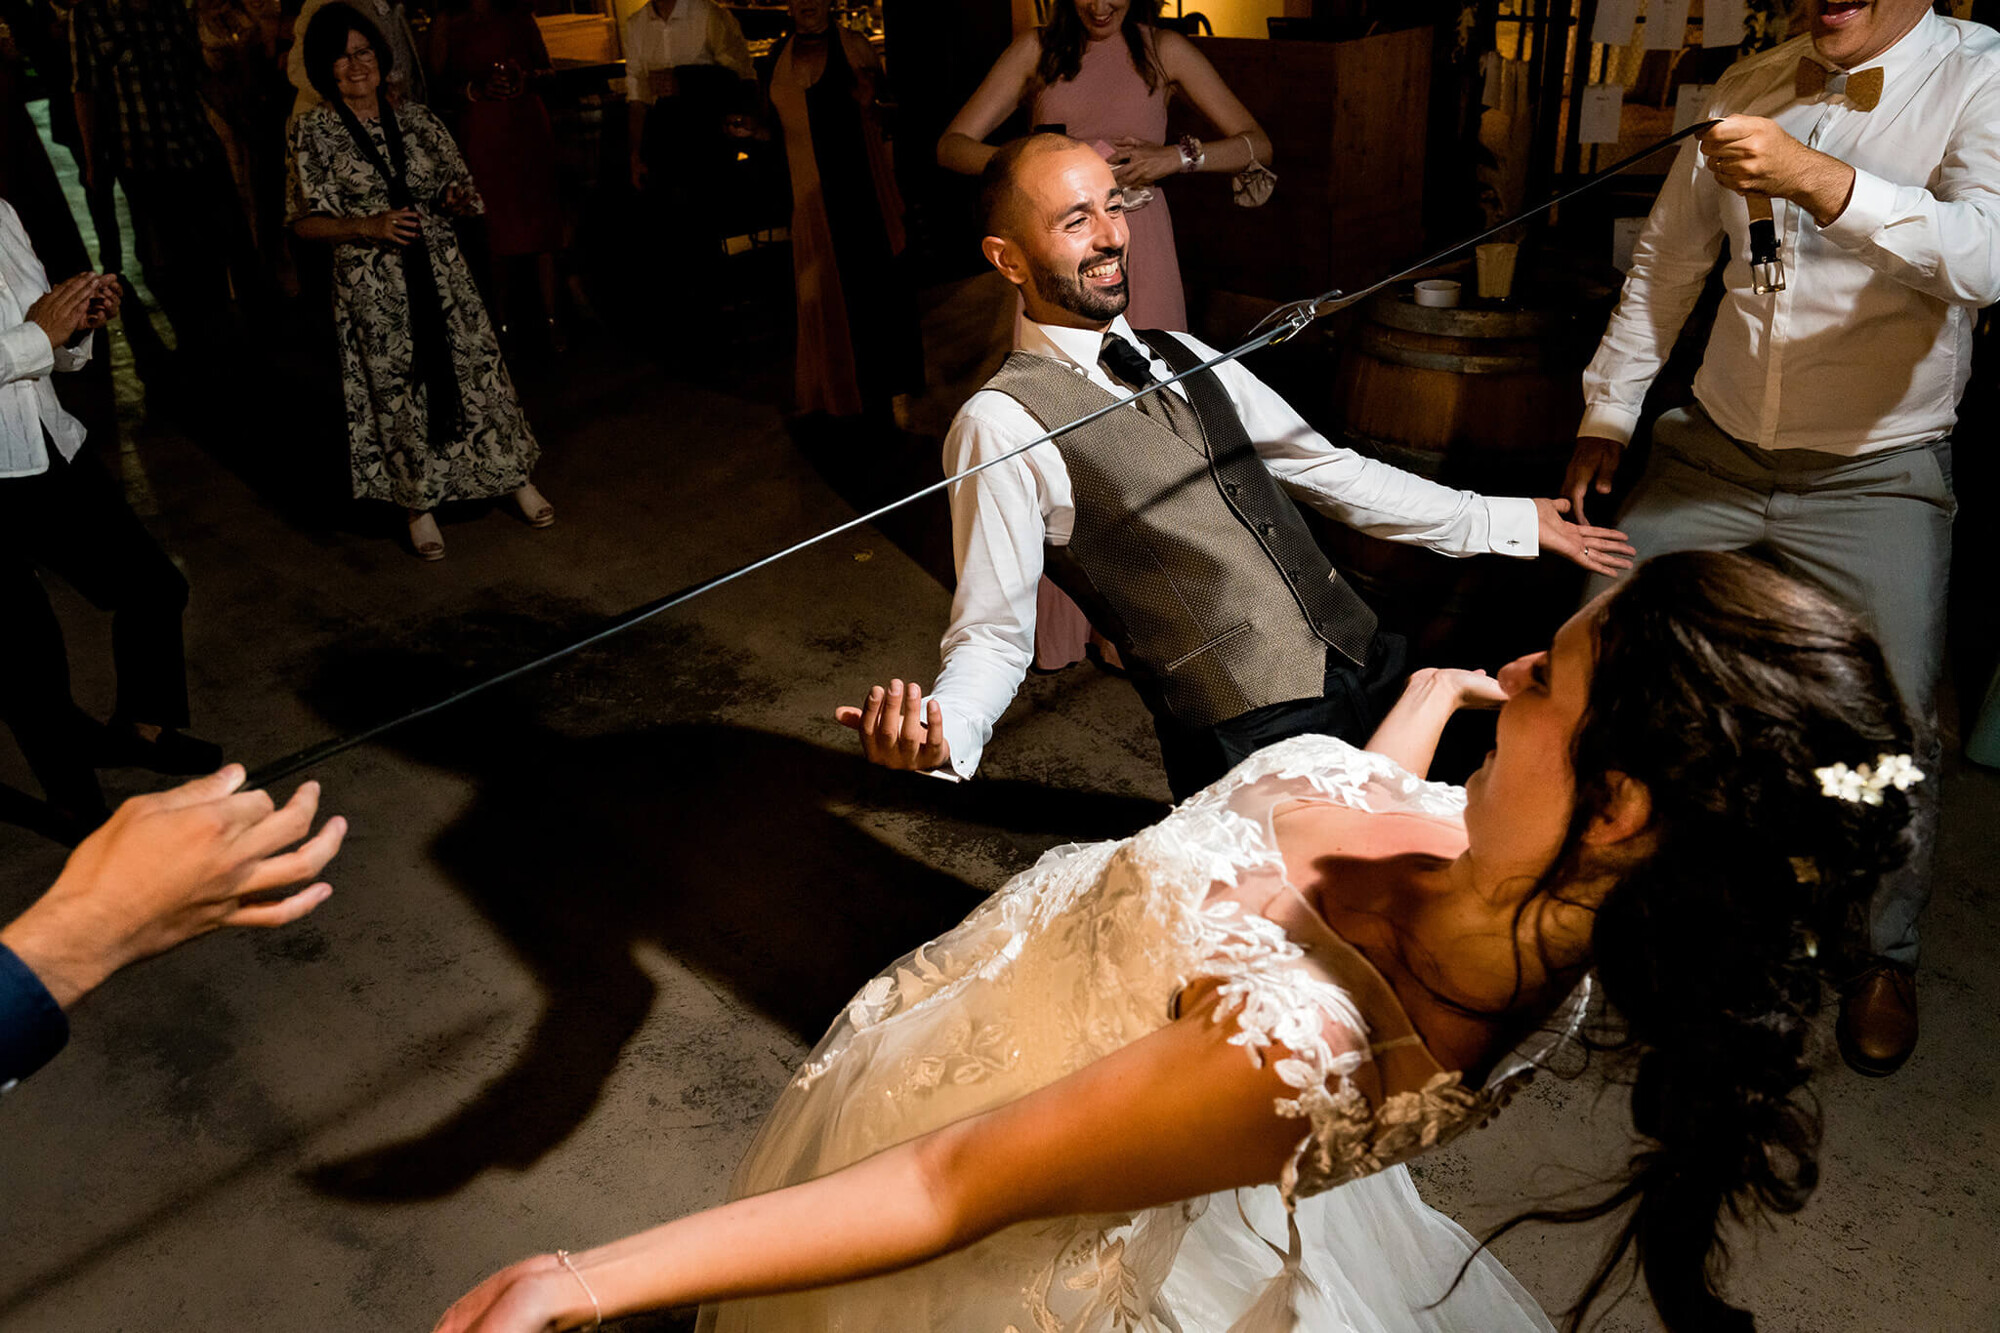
[554,1249,603,1330]
[1177,133,1205,173]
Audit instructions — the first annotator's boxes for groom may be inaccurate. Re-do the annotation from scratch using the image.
[837,135,1629,798]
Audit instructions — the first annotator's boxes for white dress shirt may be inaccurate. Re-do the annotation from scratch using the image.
[1582,12,2000,455]
[0,201,93,480]
[930,314,1541,778]
[622,0,753,104]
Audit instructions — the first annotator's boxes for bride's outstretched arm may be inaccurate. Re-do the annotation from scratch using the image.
[1365,667,1508,777]
[434,991,1321,1332]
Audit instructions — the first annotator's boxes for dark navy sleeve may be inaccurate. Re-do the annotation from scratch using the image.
[0,942,69,1089]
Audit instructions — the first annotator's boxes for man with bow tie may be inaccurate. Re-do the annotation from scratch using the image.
[836,134,1629,801]
[1562,0,2000,1078]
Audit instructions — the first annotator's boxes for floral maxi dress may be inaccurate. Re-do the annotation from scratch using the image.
[286,101,539,509]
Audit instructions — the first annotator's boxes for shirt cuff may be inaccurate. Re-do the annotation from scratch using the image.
[1817,167,1896,250]
[1486,496,1540,558]
[0,322,56,383]
[0,943,69,1088]
[1577,403,1640,446]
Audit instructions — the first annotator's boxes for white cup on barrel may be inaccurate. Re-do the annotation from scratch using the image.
[1413,279,1461,308]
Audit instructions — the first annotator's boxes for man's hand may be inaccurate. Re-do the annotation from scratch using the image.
[1533,496,1635,576]
[1562,434,1624,518]
[630,153,648,192]
[1700,115,1857,226]
[24,274,98,348]
[80,273,122,330]
[834,679,952,772]
[0,766,346,1009]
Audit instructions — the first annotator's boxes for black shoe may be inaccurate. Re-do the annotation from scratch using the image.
[100,724,225,776]
[1837,960,1918,1077]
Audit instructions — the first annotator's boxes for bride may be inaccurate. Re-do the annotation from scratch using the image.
[436,551,1918,1333]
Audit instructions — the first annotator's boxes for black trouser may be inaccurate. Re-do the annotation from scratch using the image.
[0,447,191,794]
[1143,631,1408,802]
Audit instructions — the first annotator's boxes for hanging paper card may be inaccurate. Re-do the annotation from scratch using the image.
[1579,85,1624,144]
[1703,0,1746,48]
[1673,82,1716,133]
[1613,216,1648,273]
[1592,0,1638,45]
[1644,0,1693,50]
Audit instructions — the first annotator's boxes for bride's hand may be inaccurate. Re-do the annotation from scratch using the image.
[1405,666,1508,711]
[433,1255,573,1333]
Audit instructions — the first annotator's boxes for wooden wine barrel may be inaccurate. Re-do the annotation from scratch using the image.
[1315,285,1597,669]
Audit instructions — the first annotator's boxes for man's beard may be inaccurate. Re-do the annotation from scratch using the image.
[1028,248,1130,321]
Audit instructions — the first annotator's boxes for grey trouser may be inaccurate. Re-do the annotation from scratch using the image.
[1586,405,1955,966]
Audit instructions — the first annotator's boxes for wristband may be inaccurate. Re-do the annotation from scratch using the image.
[1176,134,1205,173]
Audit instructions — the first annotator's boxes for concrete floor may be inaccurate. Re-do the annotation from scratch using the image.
[0,271,1995,1332]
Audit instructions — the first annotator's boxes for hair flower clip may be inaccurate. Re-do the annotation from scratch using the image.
[1814,754,1925,806]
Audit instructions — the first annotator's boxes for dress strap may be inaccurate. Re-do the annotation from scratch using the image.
[1367,1033,1426,1055]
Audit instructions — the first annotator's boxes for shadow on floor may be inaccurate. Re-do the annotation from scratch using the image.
[293,605,1158,1203]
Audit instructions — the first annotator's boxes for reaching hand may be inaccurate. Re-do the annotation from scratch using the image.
[1405,665,1509,712]
[834,679,952,772]
[365,207,422,246]
[25,273,99,347]
[1561,435,1623,518]
[0,766,345,1009]
[1533,497,1636,577]
[432,1254,575,1333]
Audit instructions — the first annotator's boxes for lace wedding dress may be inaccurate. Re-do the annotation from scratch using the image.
[699,736,1581,1332]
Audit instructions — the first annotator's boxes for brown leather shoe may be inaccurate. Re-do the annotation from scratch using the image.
[1838,962,1918,1077]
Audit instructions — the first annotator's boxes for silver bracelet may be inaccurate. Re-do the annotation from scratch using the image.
[554,1249,603,1331]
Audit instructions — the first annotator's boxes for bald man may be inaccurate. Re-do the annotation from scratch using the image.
[838,135,1628,799]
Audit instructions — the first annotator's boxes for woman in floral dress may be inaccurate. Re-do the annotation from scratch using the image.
[287,4,552,560]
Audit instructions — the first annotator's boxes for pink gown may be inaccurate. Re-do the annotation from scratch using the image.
[1032,29,1189,333]
[1029,28,1188,669]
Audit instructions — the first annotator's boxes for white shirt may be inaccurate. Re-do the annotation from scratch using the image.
[0,201,93,480]
[931,314,1541,778]
[288,0,427,117]
[1581,12,2000,455]
[623,0,753,105]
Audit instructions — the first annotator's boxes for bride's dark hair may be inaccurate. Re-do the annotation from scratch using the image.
[1511,550,1916,1331]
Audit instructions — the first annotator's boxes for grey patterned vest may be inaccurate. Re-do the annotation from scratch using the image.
[984,330,1379,728]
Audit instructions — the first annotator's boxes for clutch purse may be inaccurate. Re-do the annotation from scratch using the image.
[1231,134,1277,208]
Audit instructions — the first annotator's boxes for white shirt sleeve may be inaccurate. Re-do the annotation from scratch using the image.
[1817,75,2000,308]
[0,322,55,388]
[1176,334,1541,558]
[1577,133,1727,444]
[708,5,755,81]
[927,394,1058,781]
[51,331,92,375]
[624,15,653,103]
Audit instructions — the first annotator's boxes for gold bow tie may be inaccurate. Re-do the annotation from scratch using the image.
[1796,58,1884,110]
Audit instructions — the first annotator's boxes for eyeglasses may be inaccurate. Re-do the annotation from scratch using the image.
[334,46,379,67]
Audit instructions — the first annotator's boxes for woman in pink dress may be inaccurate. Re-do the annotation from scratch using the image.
[938,0,1272,668]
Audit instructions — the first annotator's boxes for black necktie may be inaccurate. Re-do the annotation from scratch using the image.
[1099,333,1201,443]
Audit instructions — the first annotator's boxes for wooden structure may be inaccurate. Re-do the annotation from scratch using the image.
[1166,26,1432,306]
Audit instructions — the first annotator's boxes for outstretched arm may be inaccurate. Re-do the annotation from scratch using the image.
[435,990,1316,1331]
[1365,668,1507,779]
[937,32,1039,175]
